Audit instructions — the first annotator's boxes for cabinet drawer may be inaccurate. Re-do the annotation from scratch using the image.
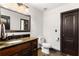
[0,42,31,56]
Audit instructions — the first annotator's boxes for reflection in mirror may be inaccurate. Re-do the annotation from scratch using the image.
[1,15,10,30]
[20,19,29,31]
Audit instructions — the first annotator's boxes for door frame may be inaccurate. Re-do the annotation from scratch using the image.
[60,8,79,55]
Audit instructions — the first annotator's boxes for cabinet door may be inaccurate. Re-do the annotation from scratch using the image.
[31,39,38,56]
[17,49,32,56]
[31,39,37,49]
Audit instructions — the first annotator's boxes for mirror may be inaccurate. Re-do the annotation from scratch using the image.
[0,6,30,32]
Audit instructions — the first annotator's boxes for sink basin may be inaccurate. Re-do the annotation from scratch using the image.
[0,40,23,49]
[0,43,5,45]
[0,42,8,46]
[6,40,23,44]
[0,39,23,47]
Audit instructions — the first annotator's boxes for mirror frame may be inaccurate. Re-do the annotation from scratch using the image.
[0,6,31,32]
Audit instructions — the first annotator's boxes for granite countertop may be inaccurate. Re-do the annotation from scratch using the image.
[0,37,38,50]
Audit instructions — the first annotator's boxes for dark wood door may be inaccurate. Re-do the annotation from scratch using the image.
[61,10,78,56]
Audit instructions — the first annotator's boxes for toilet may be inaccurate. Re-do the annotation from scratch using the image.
[38,37,51,55]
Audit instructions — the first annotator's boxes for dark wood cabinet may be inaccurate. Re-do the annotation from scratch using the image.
[0,39,38,56]
[31,39,38,56]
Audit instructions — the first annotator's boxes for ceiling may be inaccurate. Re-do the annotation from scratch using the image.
[0,3,68,12]
[27,3,67,11]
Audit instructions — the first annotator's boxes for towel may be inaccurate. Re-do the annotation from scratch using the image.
[3,24,6,39]
[1,24,6,39]
[0,24,1,38]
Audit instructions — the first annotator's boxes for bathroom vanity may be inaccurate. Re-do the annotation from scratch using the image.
[0,5,38,56]
[0,37,38,56]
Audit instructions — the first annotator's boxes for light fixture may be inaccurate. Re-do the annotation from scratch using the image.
[17,3,29,8]
[1,3,29,14]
